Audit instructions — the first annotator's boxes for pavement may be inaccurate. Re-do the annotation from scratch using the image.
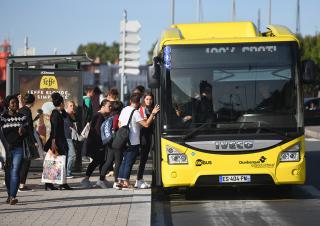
[305,126,320,139]
[0,158,152,226]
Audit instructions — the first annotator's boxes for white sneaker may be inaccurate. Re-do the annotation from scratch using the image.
[96,180,108,189]
[80,178,92,188]
[134,180,151,189]
[113,182,122,190]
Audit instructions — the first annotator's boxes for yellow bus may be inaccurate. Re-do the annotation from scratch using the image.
[148,22,316,188]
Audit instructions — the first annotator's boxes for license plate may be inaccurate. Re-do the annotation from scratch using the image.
[219,175,251,183]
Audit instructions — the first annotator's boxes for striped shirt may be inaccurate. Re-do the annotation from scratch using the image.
[0,112,27,149]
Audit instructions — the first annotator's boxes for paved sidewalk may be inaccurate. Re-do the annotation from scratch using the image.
[0,159,152,226]
[305,126,320,139]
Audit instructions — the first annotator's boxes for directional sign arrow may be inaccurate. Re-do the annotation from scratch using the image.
[124,61,140,67]
[120,53,140,60]
[120,20,141,33]
[119,68,140,75]
[120,45,140,53]
[125,34,141,44]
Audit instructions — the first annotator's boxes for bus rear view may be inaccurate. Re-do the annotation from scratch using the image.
[148,22,316,188]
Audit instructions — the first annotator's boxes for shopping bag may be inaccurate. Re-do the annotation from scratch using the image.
[0,139,6,169]
[71,127,84,141]
[41,151,66,185]
[34,131,45,159]
[80,122,90,139]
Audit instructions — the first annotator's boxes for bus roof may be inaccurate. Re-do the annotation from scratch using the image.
[154,22,299,56]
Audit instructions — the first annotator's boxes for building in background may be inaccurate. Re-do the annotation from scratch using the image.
[81,62,148,97]
[0,40,11,97]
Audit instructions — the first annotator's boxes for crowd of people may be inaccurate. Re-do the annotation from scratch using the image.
[0,85,160,205]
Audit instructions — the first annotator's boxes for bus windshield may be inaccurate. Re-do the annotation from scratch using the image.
[164,43,299,133]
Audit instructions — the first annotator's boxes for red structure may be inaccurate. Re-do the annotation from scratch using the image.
[0,40,11,97]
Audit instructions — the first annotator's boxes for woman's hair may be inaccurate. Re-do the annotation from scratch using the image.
[66,100,76,107]
[4,95,19,108]
[100,99,111,108]
[111,101,123,114]
[24,93,35,104]
[106,88,119,98]
[141,91,154,108]
[93,86,102,95]
[51,93,64,107]
[130,93,141,104]
[132,85,145,98]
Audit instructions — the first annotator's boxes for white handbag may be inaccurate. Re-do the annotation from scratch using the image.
[80,122,90,139]
[41,151,66,185]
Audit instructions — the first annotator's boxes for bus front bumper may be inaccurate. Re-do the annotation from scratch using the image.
[162,158,305,188]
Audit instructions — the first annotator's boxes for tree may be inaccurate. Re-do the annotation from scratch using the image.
[76,42,119,64]
[299,34,320,97]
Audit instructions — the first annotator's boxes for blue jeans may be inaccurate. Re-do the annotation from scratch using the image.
[66,139,76,176]
[118,145,140,180]
[5,147,24,198]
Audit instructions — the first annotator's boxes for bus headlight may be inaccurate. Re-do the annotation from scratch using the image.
[280,143,300,162]
[166,145,188,164]
[168,154,188,164]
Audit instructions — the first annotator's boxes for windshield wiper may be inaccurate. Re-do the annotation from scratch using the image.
[182,121,293,141]
[254,121,292,138]
[182,122,213,140]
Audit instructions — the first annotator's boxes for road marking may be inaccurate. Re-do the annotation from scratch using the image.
[305,138,320,141]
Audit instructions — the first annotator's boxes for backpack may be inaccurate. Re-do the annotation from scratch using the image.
[111,110,135,150]
[100,116,114,145]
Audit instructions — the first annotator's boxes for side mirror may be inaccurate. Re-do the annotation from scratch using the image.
[148,57,161,89]
[302,60,317,84]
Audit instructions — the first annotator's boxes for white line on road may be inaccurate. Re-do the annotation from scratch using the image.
[305,138,320,141]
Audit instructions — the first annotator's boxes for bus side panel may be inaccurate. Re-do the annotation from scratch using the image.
[152,88,163,186]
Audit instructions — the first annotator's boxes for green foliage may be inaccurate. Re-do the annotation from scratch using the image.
[76,42,119,64]
[299,34,320,97]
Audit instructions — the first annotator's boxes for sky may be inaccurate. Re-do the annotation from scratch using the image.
[1,0,319,64]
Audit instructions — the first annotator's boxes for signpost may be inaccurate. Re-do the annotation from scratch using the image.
[119,10,141,102]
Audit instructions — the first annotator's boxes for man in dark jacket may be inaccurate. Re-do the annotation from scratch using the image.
[18,93,36,192]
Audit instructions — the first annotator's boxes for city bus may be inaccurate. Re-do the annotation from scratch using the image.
[148,22,316,188]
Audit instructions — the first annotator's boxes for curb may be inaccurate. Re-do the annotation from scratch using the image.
[127,189,152,226]
[305,127,320,140]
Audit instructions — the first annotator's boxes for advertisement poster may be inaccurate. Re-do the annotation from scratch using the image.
[14,69,82,142]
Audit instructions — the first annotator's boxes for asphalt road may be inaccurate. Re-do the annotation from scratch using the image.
[151,138,320,226]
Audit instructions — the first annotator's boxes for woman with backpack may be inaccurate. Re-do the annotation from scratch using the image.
[135,91,155,189]
[97,101,124,189]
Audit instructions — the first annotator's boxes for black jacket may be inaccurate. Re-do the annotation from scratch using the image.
[44,109,68,155]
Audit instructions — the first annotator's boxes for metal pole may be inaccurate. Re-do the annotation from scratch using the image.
[6,60,12,96]
[257,8,261,31]
[24,36,28,56]
[269,0,272,24]
[197,0,200,22]
[171,0,175,24]
[232,0,236,21]
[296,0,300,34]
[120,10,127,102]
